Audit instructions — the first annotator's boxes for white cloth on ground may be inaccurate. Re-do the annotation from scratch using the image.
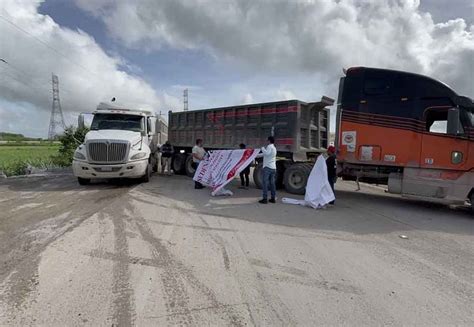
[211,187,233,196]
[282,155,335,209]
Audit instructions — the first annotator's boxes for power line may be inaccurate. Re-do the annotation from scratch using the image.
[0,59,74,95]
[1,69,51,95]
[0,14,101,79]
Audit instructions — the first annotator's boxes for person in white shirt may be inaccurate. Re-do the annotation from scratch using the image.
[192,138,206,189]
[259,136,277,204]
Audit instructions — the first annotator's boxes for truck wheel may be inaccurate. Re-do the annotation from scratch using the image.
[470,191,474,212]
[172,154,186,175]
[78,177,90,185]
[141,163,152,183]
[283,163,312,195]
[185,155,196,177]
[253,163,263,189]
[276,160,291,189]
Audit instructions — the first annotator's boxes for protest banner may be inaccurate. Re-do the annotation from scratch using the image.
[193,149,260,195]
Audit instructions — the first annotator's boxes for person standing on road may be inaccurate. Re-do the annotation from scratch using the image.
[326,145,337,205]
[258,136,277,204]
[238,143,251,189]
[192,138,206,189]
[160,141,174,175]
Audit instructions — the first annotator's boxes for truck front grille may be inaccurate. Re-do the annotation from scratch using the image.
[88,141,128,163]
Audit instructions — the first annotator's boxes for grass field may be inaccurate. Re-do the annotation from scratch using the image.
[0,145,59,176]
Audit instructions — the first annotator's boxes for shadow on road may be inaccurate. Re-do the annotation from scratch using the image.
[137,175,473,238]
[0,174,146,193]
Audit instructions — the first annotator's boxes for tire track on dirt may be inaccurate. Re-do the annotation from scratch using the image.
[103,208,135,326]
[197,216,231,271]
[124,198,245,326]
[0,177,135,321]
[227,219,296,326]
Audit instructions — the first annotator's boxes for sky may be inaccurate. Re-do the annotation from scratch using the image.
[0,0,473,138]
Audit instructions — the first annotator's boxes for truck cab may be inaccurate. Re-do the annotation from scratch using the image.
[72,102,167,185]
[336,67,473,207]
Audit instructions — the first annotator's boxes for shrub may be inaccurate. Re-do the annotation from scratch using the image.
[51,126,89,167]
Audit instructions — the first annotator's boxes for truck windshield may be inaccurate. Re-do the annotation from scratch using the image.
[90,114,144,132]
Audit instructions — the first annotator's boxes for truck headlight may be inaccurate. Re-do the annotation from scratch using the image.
[74,151,86,160]
[130,152,147,160]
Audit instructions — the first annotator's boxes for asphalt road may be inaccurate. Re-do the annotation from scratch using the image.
[0,173,472,326]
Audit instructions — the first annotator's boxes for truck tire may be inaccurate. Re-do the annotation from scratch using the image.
[185,155,196,177]
[276,160,291,189]
[283,163,312,195]
[77,177,90,185]
[253,163,263,189]
[141,163,152,183]
[470,191,474,212]
[172,154,186,175]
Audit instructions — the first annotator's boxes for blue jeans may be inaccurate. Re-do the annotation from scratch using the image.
[262,167,276,199]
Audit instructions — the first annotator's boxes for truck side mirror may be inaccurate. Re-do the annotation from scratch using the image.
[147,117,154,135]
[447,108,463,136]
[78,114,85,129]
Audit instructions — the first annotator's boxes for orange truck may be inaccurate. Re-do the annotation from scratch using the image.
[336,67,473,208]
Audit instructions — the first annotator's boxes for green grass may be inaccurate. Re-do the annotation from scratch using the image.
[0,145,60,176]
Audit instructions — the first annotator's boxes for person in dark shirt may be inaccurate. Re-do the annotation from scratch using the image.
[238,143,251,189]
[326,145,337,205]
[160,141,174,175]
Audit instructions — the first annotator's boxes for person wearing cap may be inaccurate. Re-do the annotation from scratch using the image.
[326,145,337,205]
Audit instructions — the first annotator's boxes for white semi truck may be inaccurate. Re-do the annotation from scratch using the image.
[73,102,167,185]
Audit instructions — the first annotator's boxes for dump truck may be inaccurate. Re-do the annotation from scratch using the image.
[336,67,474,207]
[73,102,168,185]
[168,97,333,194]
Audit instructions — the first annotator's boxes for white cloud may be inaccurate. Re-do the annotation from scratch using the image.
[0,0,177,138]
[276,89,296,101]
[75,0,474,97]
[242,93,253,104]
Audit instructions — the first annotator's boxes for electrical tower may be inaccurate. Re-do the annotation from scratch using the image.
[48,74,66,140]
[183,88,188,111]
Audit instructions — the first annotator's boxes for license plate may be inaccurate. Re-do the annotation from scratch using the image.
[101,167,113,172]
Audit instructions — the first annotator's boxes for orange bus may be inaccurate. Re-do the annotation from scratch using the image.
[336,67,473,208]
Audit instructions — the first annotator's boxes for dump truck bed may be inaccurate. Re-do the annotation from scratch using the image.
[168,98,332,159]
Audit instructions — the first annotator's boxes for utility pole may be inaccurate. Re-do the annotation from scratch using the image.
[48,74,66,140]
[183,88,188,111]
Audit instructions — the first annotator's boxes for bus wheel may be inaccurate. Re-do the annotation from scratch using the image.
[172,154,186,175]
[283,163,312,195]
[253,163,263,189]
[185,155,196,177]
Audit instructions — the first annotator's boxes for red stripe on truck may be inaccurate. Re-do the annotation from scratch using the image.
[209,106,297,119]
